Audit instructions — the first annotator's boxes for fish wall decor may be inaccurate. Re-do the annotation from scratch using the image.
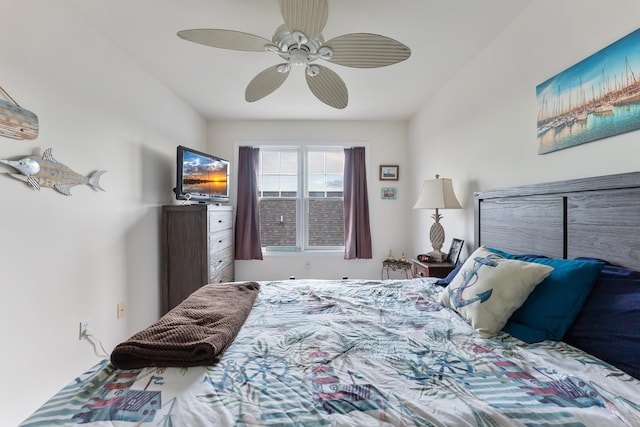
[0,86,38,140]
[0,148,106,196]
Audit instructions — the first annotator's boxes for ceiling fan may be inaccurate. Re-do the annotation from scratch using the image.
[177,0,411,109]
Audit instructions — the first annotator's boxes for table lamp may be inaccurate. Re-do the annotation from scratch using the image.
[413,174,462,262]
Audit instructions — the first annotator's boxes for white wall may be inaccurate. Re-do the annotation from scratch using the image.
[208,120,410,280]
[408,0,640,263]
[0,1,207,425]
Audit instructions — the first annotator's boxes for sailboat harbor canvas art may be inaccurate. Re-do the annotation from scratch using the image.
[536,27,640,154]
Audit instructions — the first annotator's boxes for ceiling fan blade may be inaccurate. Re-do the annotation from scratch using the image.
[279,0,328,42]
[245,64,290,102]
[324,33,411,68]
[177,29,271,52]
[306,64,348,109]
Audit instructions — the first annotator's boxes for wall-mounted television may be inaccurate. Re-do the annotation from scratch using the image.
[174,145,230,203]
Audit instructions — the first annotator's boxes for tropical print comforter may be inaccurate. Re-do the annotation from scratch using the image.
[21,278,640,426]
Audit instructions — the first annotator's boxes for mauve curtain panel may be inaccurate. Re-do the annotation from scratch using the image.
[343,147,372,259]
[235,146,263,260]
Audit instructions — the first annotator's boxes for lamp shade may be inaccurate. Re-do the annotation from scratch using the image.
[413,177,462,210]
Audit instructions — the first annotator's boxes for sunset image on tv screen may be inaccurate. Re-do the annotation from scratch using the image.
[182,151,228,196]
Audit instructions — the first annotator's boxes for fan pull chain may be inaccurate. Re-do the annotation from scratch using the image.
[0,85,20,106]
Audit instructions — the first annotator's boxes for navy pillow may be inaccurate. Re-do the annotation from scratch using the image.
[564,265,640,380]
[487,248,604,343]
[433,264,462,287]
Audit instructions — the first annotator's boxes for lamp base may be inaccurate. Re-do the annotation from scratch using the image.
[428,217,446,262]
[427,249,447,262]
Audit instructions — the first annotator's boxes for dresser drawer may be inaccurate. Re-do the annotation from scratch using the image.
[209,229,233,253]
[211,263,234,284]
[208,210,233,233]
[209,247,234,278]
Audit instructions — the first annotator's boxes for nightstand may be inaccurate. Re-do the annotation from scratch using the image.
[411,259,456,279]
[381,260,412,279]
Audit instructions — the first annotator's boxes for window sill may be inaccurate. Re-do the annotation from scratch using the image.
[261,249,344,257]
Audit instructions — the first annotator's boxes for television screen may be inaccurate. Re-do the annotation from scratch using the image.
[174,145,229,203]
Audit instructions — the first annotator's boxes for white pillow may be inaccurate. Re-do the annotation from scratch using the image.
[439,246,553,338]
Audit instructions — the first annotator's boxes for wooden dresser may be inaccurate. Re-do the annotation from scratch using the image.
[161,204,234,314]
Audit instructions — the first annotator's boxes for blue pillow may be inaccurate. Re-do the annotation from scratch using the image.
[487,248,604,343]
[433,264,462,287]
[564,265,640,379]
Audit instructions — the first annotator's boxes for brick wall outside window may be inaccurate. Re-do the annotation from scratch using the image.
[259,199,343,248]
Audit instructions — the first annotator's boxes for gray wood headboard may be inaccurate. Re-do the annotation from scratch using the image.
[474,171,640,271]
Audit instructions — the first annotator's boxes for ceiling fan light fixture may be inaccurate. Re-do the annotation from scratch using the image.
[264,44,281,53]
[291,30,308,47]
[178,0,411,109]
[317,46,333,60]
[306,65,320,77]
[276,64,291,73]
[288,47,310,66]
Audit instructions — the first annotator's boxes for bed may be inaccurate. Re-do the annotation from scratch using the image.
[21,171,640,426]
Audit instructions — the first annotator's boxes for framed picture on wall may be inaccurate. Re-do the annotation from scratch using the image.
[536,27,640,154]
[379,165,399,181]
[381,187,397,200]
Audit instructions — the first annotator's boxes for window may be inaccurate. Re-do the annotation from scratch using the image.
[258,146,345,252]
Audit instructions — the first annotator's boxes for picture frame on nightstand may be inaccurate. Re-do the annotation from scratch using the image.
[446,238,464,265]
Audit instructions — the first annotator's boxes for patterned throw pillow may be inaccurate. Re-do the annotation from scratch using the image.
[439,246,553,338]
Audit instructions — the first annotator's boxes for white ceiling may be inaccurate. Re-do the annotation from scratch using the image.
[64,0,531,121]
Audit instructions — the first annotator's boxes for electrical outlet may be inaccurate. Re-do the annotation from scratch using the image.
[117,302,126,319]
[79,319,90,340]
[304,261,311,269]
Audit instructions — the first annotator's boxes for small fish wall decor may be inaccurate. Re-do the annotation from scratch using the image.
[0,86,38,140]
[0,148,106,196]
